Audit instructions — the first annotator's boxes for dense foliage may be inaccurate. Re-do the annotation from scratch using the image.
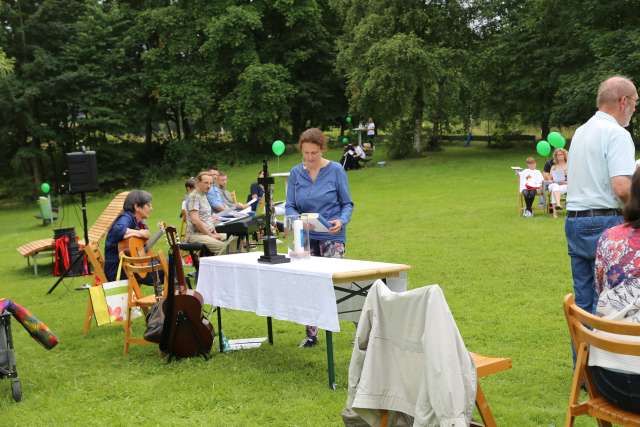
[1,0,640,197]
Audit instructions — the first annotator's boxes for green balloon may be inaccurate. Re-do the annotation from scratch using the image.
[272,140,285,156]
[345,115,352,124]
[548,131,566,149]
[40,182,50,194]
[536,140,551,157]
[342,136,349,144]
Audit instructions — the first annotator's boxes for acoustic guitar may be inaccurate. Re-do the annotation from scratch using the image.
[118,221,166,257]
[161,226,214,359]
[118,222,166,278]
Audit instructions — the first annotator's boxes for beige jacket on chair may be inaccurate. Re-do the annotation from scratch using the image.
[344,281,476,427]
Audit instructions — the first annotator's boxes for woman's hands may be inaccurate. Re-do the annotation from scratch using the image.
[328,219,343,234]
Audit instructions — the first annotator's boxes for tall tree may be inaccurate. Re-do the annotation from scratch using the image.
[335,0,475,153]
[0,0,90,190]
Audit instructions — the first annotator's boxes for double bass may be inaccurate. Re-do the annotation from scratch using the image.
[161,226,214,359]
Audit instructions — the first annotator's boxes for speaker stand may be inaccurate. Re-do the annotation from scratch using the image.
[47,192,90,295]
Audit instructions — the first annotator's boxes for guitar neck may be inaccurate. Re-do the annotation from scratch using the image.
[165,227,188,295]
[144,228,164,251]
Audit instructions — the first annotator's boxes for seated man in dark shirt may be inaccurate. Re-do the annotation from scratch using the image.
[104,190,153,281]
[246,170,265,213]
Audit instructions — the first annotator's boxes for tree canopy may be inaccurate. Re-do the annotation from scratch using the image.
[1,0,639,196]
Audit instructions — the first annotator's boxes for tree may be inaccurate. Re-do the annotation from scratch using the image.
[0,0,90,192]
[201,0,345,148]
[335,0,475,153]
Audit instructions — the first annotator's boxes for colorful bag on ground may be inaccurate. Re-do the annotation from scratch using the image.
[89,255,141,326]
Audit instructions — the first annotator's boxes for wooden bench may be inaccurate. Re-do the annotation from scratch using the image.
[16,192,129,275]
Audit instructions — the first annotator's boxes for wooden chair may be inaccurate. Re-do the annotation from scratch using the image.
[82,242,108,335]
[17,191,130,274]
[377,353,511,427]
[121,253,168,355]
[563,293,640,426]
[471,352,513,426]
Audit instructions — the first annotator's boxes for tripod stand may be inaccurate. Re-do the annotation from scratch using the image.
[47,192,90,295]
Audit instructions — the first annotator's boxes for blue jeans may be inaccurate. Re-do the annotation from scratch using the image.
[565,215,623,314]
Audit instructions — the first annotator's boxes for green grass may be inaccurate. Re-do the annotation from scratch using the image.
[1,143,586,426]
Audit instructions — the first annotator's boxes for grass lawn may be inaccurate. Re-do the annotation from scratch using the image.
[1,142,586,426]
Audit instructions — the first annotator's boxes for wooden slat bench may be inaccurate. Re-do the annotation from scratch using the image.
[16,192,129,275]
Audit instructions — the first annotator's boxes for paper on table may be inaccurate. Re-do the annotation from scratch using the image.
[301,213,331,233]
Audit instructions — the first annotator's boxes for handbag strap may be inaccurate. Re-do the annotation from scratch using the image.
[116,252,124,281]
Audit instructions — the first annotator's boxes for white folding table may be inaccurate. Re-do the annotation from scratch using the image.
[195,252,410,388]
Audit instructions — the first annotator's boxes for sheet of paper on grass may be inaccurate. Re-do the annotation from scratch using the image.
[228,337,268,351]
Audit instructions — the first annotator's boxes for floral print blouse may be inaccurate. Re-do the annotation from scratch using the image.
[595,223,640,323]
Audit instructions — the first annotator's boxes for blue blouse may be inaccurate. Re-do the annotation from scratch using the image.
[104,211,146,281]
[285,161,354,242]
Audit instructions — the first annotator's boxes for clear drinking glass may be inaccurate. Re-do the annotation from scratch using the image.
[285,215,310,260]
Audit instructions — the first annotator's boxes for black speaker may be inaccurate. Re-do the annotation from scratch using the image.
[67,151,98,194]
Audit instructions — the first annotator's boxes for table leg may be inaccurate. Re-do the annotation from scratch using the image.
[267,317,273,345]
[216,307,223,353]
[326,330,336,390]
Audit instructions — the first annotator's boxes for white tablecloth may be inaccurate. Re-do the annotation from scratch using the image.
[195,252,408,332]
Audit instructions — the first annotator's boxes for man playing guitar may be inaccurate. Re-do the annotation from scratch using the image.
[104,190,153,281]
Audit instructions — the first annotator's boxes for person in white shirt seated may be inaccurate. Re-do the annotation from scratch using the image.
[518,157,544,217]
[548,148,568,217]
[591,170,640,413]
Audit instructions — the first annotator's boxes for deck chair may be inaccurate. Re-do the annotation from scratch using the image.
[121,253,168,355]
[17,191,130,275]
[35,196,57,225]
[563,294,640,426]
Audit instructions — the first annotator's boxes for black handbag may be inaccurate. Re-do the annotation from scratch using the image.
[143,298,165,343]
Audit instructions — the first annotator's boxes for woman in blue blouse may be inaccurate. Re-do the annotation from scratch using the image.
[286,127,354,347]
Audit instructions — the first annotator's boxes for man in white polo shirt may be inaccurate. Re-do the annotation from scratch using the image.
[566,75,637,315]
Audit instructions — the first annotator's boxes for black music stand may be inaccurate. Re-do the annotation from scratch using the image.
[47,192,90,294]
[257,159,289,264]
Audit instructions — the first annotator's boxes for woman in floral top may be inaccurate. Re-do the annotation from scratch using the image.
[592,171,640,413]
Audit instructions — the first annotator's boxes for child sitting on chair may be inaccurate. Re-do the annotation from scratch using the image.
[519,157,544,217]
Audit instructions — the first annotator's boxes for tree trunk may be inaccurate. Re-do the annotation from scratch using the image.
[177,103,184,141]
[291,106,305,142]
[181,103,192,140]
[541,115,550,140]
[145,115,153,145]
[165,119,173,140]
[413,87,424,152]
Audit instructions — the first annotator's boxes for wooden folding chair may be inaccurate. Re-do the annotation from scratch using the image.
[82,242,108,335]
[121,253,168,355]
[471,352,512,426]
[377,353,511,427]
[563,293,640,426]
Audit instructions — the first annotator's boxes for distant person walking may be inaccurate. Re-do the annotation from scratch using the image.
[565,75,637,315]
[366,117,376,149]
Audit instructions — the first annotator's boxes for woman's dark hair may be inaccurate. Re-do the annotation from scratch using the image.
[624,170,640,228]
[123,190,152,213]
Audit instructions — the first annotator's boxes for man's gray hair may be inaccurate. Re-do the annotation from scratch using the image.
[123,190,152,213]
[597,75,635,107]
